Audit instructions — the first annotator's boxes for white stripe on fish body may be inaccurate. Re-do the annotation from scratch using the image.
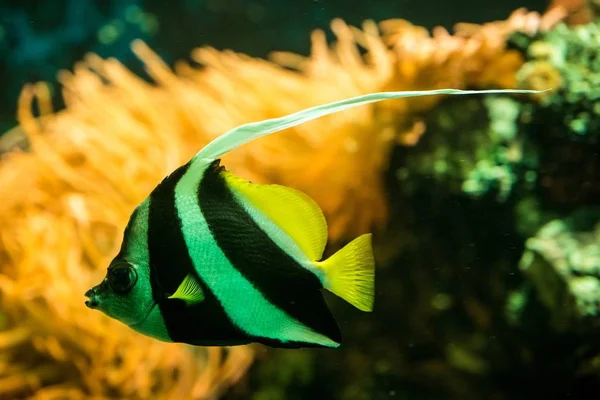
[174,160,338,347]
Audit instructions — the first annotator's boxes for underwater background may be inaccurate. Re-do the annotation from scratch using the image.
[1,0,599,399]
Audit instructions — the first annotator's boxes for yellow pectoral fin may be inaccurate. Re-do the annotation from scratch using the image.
[222,170,328,261]
[168,273,205,305]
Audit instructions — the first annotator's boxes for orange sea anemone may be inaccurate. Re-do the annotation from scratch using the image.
[0,84,254,400]
[547,0,594,25]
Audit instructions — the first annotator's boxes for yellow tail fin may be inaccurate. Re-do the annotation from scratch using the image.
[315,234,375,312]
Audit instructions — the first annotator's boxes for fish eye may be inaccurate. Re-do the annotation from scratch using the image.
[107,262,138,294]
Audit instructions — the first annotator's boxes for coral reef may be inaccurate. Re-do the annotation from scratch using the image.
[503,210,600,396]
[513,20,600,205]
[1,7,589,400]
[517,209,600,332]
[395,95,539,202]
[396,17,600,206]
[516,22,600,143]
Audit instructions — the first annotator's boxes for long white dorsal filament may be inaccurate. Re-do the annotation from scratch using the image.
[194,88,549,161]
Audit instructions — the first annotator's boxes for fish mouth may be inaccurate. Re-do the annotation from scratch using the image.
[85,280,109,309]
[84,287,100,309]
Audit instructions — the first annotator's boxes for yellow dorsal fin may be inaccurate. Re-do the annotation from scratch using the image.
[168,273,205,305]
[222,170,328,261]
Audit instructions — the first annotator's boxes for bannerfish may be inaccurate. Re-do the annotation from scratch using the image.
[84,88,545,348]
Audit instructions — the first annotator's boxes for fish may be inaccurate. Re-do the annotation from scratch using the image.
[84,88,545,348]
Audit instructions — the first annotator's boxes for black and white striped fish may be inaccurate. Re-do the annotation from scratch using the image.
[84,88,543,348]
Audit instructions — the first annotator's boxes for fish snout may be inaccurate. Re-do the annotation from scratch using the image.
[84,287,99,308]
[85,281,107,309]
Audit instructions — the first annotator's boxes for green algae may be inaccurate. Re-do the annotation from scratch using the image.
[518,209,600,331]
[398,95,538,202]
[513,22,600,143]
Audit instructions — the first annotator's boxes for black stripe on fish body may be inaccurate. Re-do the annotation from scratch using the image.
[114,205,142,262]
[198,160,342,346]
[146,161,249,345]
[112,205,166,304]
[114,204,163,305]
